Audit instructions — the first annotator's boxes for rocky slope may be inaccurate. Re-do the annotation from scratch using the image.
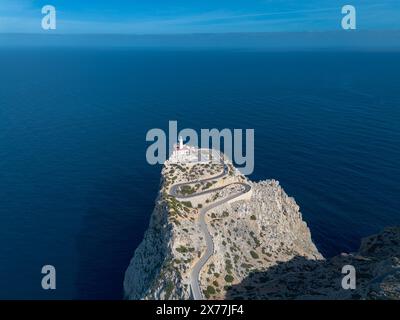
[226,226,400,300]
[123,160,321,299]
[123,161,399,300]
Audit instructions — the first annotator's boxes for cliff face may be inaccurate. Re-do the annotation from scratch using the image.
[123,192,193,300]
[123,160,399,300]
[124,161,321,299]
[226,226,400,300]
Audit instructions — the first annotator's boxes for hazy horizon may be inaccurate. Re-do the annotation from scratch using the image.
[1,30,400,50]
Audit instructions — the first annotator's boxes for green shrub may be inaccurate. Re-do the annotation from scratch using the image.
[165,280,174,300]
[181,185,195,195]
[206,286,216,294]
[181,201,192,208]
[224,275,234,283]
[176,246,188,253]
[203,285,216,298]
[250,251,259,259]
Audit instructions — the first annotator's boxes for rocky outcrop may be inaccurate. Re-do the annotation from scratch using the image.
[226,227,400,300]
[123,192,192,300]
[124,160,321,299]
[200,179,322,299]
[123,160,399,300]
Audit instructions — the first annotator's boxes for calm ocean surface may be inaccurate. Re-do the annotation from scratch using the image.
[0,48,399,299]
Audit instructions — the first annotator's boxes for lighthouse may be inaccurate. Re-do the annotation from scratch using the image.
[179,136,184,149]
[169,135,196,163]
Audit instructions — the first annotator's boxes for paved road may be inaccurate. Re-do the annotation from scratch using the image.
[169,165,228,198]
[169,164,251,300]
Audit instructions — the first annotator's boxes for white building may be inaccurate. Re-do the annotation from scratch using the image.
[169,136,196,163]
[168,136,224,164]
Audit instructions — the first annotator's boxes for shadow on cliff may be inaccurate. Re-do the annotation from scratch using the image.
[75,173,159,299]
[226,226,400,300]
[225,255,352,300]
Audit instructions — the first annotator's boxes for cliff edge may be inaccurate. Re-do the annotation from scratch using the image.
[123,157,399,300]
[124,157,321,299]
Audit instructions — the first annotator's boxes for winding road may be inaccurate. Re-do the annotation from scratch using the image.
[169,163,251,300]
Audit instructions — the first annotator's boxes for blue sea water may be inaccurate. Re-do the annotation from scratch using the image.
[0,48,399,299]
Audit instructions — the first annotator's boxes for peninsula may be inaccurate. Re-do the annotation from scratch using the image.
[124,140,400,300]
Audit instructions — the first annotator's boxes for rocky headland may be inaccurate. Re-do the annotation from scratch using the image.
[123,156,399,300]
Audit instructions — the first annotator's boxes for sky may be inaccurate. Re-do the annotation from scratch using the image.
[0,0,399,34]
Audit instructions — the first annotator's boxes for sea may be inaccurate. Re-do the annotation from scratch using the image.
[0,48,399,299]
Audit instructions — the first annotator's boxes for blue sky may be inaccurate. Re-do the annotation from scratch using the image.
[1,0,399,34]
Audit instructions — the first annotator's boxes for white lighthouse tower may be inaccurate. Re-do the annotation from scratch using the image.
[179,136,184,150]
[169,135,197,163]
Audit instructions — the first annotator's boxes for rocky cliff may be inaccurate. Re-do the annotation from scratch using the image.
[123,160,399,300]
[226,226,399,300]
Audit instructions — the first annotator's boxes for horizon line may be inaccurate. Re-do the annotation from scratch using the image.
[1,29,400,36]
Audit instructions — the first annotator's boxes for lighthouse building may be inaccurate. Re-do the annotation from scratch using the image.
[168,136,222,164]
[169,136,194,163]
